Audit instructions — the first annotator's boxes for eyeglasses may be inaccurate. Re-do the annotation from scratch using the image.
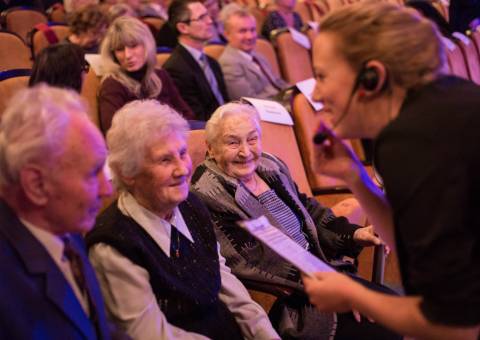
[183,12,211,23]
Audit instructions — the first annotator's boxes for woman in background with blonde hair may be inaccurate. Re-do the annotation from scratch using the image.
[99,16,193,134]
[303,3,480,339]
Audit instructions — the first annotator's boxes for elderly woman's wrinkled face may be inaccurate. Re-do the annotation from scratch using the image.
[114,42,147,72]
[129,132,192,218]
[209,114,261,182]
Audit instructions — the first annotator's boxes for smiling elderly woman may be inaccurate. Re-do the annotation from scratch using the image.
[190,102,400,340]
[85,100,279,340]
[98,16,193,134]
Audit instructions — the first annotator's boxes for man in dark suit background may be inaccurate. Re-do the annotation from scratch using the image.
[0,85,113,340]
[163,0,229,121]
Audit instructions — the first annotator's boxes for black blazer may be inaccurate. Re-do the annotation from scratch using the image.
[0,200,112,340]
[163,44,229,121]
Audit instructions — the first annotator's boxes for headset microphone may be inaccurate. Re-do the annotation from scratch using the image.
[313,66,379,145]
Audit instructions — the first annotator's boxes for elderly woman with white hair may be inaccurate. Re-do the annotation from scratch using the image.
[98,16,193,134]
[190,102,401,340]
[85,100,279,340]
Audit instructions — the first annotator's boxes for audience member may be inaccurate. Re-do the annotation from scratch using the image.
[261,0,303,40]
[86,100,280,340]
[98,16,193,134]
[29,43,88,93]
[138,0,168,19]
[303,4,480,339]
[64,0,99,13]
[106,3,137,22]
[66,4,108,53]
[220,6,289,100]
[191,102,401,340]
[163,0,229,121]
[156,0,224,47]
[0,85,113,339]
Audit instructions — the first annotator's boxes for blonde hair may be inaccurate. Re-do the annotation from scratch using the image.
[100,16,162,98]
[319,2,445,89]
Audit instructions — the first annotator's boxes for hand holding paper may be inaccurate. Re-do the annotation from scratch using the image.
[237,216,334,277]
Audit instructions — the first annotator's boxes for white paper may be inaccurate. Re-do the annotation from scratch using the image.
[242,97,293,125]
[104,160,113,181]
[307,21,319,33]
[288,28,311,50]
[453,32,470,45]
[237,216,334,277]
[84,54,105,76]
[295,78,324,111]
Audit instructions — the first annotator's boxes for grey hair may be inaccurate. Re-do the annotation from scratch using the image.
[219,3,250,32]
[107,99,189,191]
[0,84,88,191]
[205,102,261,146]
[100,16,162,98]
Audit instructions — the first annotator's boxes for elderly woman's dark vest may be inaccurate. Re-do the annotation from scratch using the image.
[86,193,243,340]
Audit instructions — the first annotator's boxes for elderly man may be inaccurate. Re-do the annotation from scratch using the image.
[163,0,229,121]
[0,85,113,339]
[219,5,289,100]
[86,100,279,340]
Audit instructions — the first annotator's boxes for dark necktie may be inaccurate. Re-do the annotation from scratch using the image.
[252,54,282,91]
[63,236,100,332]
[199,53,225,105]
[170,225,183,258]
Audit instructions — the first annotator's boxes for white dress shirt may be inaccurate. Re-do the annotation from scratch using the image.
[89,191,280,340]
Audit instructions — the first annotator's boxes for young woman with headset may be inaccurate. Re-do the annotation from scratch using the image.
[304,3,480,340]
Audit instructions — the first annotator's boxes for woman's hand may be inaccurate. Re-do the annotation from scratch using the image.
[302,271,360,313]
[353,225,383,247]
[312,124,364,184]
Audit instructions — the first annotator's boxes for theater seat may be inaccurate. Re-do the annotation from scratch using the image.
[452,32,480,84]
[46,3,66,23]
[0,6,48,43]
[271,29,313,83]
[80,67,102,129]
[0,31,32,71]
[30,23,71,58]
[255,38,281,77]
[204,43,226,61]
[442,37,469,79]
[0,68,31,117]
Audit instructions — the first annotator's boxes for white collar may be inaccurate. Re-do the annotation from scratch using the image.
[180,42,205,64]
[20,217,66,265]
[118,191,194,257]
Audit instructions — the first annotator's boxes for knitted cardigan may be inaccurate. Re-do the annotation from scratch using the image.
[191,153,362,291]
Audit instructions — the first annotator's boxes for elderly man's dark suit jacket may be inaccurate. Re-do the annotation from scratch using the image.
[163,44,229,121]
[0,200,111,340]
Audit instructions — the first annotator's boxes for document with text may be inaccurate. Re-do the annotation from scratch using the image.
[237,216,334,277]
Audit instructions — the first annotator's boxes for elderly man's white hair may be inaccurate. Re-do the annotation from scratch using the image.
[0,84,88,191]
[219,3,248,31]
[107,99,189,191]
[205,102,261,147]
